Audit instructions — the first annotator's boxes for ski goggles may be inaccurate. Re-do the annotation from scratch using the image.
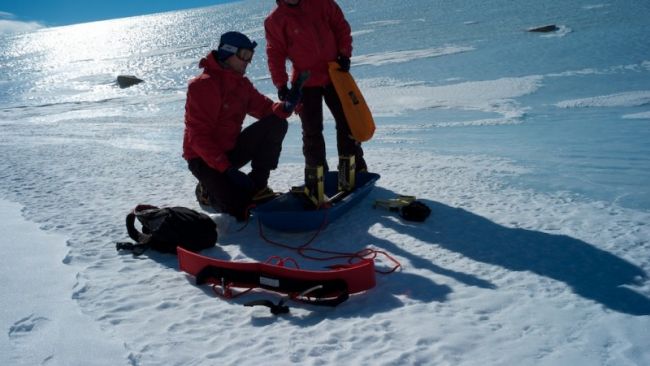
[235,48,254,63]
[219,44,255,62]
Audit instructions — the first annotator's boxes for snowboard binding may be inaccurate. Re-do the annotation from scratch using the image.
[291,165,328,209]
[337,155,356,192]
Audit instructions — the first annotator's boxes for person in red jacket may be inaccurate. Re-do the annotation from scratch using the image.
[183,31,301,221]
[265,0,367,207]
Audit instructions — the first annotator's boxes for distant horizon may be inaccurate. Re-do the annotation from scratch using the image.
[0,0,240,31]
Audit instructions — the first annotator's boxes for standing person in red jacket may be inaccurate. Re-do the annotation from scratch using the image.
[265,0,367,208]
[183,31,301,221]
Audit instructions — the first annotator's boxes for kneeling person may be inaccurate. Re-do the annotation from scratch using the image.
[182,31,301,221]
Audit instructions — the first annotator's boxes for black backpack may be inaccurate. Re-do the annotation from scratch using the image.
[116,204,217,256]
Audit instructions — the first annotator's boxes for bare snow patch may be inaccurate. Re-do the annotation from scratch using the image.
[556,91,650,108]
[359,75,542,124]
[582,4,610,10]
[363,20,402,27]
[353,46,475,66]
[623,111,650,120]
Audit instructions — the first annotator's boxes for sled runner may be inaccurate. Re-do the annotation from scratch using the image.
[328,62,375,142]
[255,171,380,232]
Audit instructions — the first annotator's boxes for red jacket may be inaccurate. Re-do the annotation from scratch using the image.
[265,0,352,88]
[183,51,289,172]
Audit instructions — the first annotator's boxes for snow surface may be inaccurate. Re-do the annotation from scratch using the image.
[1,0,649,365]
[0,200,125,366]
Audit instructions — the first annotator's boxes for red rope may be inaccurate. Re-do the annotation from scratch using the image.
[208,205,401,306]
[257,210,401,274]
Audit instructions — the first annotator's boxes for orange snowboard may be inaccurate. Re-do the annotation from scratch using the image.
[328,62,375,142]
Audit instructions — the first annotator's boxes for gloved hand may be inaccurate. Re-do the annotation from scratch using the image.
[225,167,254,192]
[282,85,302,113]
[336,54,351,72]
[277,85,289,101]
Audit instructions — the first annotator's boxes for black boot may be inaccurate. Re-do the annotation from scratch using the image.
[195,182,211,206]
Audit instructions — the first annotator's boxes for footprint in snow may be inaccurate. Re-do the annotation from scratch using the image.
[8,314,49,339]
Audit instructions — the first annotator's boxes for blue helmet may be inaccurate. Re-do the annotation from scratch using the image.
[217,31,257,61]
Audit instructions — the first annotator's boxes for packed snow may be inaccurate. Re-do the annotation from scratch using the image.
[1,0,649,365]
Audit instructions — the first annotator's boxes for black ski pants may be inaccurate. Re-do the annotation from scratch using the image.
[299,84,366,171]
[188,114,288,219]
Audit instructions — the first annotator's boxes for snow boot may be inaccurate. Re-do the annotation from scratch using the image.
[252,186,279,204]
[195,182,211,206]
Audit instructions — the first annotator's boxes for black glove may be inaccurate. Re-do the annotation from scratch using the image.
[225,167,254,192]
[282,85,302,113]
[336,54,351,72]
[277,85,289,101]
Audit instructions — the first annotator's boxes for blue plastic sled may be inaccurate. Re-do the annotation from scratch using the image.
[255,172,380,232]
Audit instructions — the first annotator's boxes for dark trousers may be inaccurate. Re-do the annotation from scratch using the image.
[299,84,366,171]
[188,114,288,219]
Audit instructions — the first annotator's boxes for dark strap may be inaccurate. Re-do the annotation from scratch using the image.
[125,211,149,243]
[293,285,349,307]
[244,285,349,315]
[116,206,156,256]
[196,265,350,314]
[196,265,347,295]
[115,241,149,256]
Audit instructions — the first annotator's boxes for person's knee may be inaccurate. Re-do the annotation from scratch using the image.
[277,117,288,135]
[268,117,288,144]
[265,115,288,136]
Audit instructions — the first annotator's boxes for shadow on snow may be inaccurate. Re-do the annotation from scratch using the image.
[146,185,649,322]
[369,186,649,316]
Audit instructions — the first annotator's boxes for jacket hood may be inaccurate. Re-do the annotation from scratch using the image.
[198,50,221,71]
[198,50,249,82]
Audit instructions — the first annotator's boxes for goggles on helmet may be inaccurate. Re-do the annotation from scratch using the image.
[219,44,254,63]
[235,48,254,62]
